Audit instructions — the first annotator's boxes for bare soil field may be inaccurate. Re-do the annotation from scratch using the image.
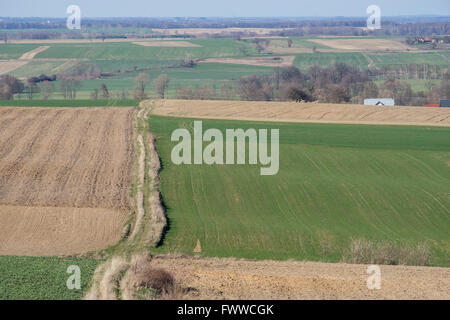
[152,255,450,300]
[0,107,135,256]
[0,107,134,208]
[0,46,49,75]
[198,56,295,67]
[268,47,317,54]
[133,41,201,47]
[0,205,127,256]
[148,99,450,127]
[309,38,412,51]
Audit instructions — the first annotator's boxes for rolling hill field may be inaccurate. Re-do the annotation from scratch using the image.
[148,114,450,266]
[1,36,448,100]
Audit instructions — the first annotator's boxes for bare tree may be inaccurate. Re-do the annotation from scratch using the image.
[101,84,109,99]
[0,75,24,100]
[59,78,81,100]
[91,88,99,100]
[239,46,248,56]
[287,39,293,48]
[153,74,170,99]
[121,88,129,100]
[134,72,150,100]
[27,79,38,100]
[38,81,54,100]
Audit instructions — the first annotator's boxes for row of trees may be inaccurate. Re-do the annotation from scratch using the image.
[132,73,170,100]
[0,71,171,101]
[173,64,450,106]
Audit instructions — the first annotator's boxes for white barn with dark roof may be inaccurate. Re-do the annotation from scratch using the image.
[364,98,395,106]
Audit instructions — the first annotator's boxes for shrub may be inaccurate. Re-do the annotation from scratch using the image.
[343,238,432,266]
[281,84,312,102]
[133,265,174,294]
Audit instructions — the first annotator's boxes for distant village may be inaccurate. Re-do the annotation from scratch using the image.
[406,35,450,45]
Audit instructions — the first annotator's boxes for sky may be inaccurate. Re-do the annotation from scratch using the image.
[0,0,449,18]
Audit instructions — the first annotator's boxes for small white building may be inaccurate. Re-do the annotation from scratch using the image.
[364,98,395,106]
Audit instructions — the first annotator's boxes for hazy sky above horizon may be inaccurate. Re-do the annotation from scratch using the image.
[1,0,449,18]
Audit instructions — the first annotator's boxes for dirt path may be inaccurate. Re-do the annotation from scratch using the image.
[147,99,450,127]
[363,52,375,68]
[151,255,450,300]
[18,46,50,60]
[0,46,50,75]
[86,102,168,300]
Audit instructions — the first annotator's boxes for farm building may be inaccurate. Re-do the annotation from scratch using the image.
[440,100,450,107]
[364,98,395,106]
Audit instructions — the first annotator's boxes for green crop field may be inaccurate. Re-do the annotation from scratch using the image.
[293,52,369,70]
[2,38,449,101]
[22,62,272,100]
[0,256,98,300]
[9,60,70,78]
[269,37,332,49]
[0,44,39,59]
[34,39,257,60]
[368,52,450,66]
[149,116,450,266]
[374,79,442,93]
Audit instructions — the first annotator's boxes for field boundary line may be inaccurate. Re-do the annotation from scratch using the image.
[85,101,168,300]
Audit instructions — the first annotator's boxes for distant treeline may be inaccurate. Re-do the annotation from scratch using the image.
[175,63,450,106]
[0,17,449,39]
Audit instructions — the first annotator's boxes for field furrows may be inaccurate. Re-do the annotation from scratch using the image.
[0,205,127,256]
[149,100,450,127]
[0,107,135,256]
[0,107,135,209]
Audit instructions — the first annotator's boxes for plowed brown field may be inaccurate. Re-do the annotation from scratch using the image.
[0,107,135,256]
[153,256,450,300]
[148,99,450,127]
[309,38,411,51]
[0,205,127,256]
